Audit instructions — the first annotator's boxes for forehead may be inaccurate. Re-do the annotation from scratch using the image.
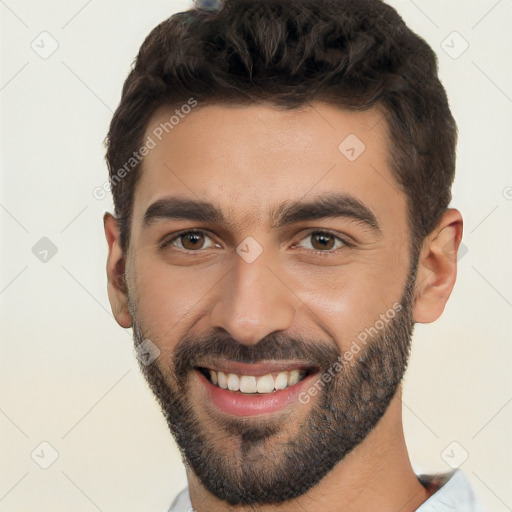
[132,102,405,232]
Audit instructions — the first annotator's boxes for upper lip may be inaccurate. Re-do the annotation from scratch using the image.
[196,360,318,377]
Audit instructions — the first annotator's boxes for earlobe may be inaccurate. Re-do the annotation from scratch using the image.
[412,208,463,324]
[103,213,133,328]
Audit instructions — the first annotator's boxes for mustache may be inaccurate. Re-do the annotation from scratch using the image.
[169,329,341,381]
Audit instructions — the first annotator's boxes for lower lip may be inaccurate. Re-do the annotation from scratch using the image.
[196,370,318,417]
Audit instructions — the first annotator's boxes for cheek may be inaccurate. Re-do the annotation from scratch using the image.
[293,253,408,353]
[129,253,227,344]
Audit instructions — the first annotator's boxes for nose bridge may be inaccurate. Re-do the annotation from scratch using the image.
[210,245,297,345]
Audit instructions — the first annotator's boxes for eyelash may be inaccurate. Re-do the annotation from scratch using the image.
[160,229,351,256]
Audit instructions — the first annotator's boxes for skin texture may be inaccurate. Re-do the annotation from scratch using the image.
[104,102,463,512]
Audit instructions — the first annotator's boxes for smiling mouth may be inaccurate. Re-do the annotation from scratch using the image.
[196,366,315,394]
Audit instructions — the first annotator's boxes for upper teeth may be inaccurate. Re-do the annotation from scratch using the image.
[209,369,304,394]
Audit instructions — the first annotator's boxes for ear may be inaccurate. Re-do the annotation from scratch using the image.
[413,208,463,324]
[103,213,133,328]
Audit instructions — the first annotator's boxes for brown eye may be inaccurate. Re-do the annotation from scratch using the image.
[182,232,205,250]
[166,231,216,251]
[297,230,346,253]
[311,232,335,250]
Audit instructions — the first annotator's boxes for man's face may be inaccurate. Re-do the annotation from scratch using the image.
[125,103,415,504]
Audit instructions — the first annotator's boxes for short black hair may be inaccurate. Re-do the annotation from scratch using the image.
[105,0,457,254]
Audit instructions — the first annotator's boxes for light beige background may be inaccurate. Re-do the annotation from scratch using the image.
[1,1,511,510]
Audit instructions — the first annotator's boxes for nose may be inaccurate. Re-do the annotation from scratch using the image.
[209,246,297,346]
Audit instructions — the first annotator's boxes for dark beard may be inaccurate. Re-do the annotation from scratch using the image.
[131,269,417,507]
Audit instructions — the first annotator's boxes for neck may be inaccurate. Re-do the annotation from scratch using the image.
[186,388,433,512]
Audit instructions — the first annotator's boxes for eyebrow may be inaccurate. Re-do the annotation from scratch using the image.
[142,192,381,234]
